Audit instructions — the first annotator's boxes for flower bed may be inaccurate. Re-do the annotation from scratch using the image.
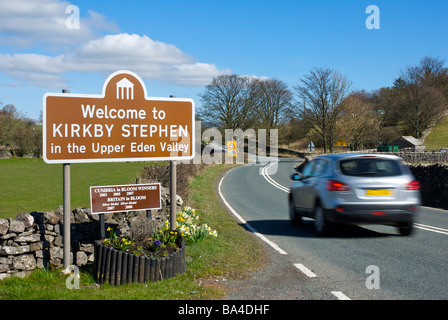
[93,207,217,285]
[94,233,185,285]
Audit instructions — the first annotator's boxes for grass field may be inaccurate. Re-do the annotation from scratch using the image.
[0,158,159,219]
[0,164,267,300]
[424,115,448,150]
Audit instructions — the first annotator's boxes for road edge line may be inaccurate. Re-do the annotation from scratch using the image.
[217,168,288,255]
[293,263,317,278]
[331,291,351,300]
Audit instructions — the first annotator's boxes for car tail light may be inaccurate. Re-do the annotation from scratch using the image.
[405,180,420,191]
[327,180,350,191]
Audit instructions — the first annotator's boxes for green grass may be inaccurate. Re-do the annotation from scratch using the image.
[0,158,159,219]
[425,115,448,150]
[0,164,267,300]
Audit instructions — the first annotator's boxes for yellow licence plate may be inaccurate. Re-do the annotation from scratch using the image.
[366,189,392,196]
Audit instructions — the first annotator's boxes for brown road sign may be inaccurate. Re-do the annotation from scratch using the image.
[90,183,161,214]
[43,70,195,163]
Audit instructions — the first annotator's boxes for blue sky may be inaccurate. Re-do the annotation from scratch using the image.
[0,0,447,120]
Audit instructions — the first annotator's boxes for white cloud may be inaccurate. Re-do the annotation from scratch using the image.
[0,0,230,88]
[73,33,194,66]
[0,33,231,88]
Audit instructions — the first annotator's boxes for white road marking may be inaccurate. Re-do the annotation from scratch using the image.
[414,223,448,235]
[294,263,317,278]
[261,161,289,193]
[331,291,351,300]
[218,169,288,255]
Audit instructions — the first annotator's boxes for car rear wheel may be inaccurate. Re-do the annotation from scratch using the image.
[289,197,302,225]
[314,204,331,236]
[397,221,414,236]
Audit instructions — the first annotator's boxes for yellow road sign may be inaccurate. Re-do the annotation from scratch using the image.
[227,140,237,157]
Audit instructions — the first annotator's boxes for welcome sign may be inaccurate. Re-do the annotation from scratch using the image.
[43,70,195,163]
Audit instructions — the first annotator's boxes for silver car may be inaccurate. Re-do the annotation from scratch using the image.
[289,153,421,236]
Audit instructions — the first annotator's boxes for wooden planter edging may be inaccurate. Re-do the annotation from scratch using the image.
[93,237,186,286]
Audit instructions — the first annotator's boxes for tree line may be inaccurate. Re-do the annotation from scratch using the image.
[1,56,446,157]
[198,56,448,153]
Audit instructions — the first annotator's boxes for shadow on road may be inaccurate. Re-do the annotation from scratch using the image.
[243,218,400,239]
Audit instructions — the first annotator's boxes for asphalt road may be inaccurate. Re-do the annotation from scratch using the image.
[219,158,448,300]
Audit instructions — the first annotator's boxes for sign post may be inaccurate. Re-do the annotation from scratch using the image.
[62,89,71,272]
[43,70,195,268]
[170,161,177,231]
[308,141,315,153]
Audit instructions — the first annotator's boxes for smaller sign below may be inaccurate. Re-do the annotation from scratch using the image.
[226,140,237,157]
[90,183,161,214]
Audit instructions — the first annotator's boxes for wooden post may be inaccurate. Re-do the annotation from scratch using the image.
[169,95,177,232]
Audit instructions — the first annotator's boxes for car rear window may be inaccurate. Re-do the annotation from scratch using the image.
[339,158,402,177]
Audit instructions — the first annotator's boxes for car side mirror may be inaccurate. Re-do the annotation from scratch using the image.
[291,173,302,181]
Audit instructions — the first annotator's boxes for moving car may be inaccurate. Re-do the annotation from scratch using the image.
[289,153,421,236]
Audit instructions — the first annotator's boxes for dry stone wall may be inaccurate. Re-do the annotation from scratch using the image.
[0,185,180,281]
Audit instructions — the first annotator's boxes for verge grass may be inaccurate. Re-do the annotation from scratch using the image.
[0,164,267,300]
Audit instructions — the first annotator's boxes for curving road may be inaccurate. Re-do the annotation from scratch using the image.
[219,158,448,300]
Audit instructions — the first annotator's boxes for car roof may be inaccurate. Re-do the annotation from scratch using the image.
[314,153,403,162]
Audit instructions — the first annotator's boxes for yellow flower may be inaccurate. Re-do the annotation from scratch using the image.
[107,227,112,231]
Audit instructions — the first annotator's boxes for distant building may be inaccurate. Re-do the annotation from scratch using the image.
[391,136,425,151]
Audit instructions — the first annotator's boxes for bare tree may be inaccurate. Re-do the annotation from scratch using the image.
[251,78,293,130]
[337,91,382,150]
[199,74,256,131]
[399,57,447,138]
[294,67,352,153]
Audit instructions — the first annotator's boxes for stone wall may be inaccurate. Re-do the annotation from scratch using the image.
[408,164,448,196]
[0,208,92,280]
[0,186,180,281]
[0,149,11,159]
[395,151,448,163]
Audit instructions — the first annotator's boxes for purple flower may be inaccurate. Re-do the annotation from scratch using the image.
[154,240,161,248]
